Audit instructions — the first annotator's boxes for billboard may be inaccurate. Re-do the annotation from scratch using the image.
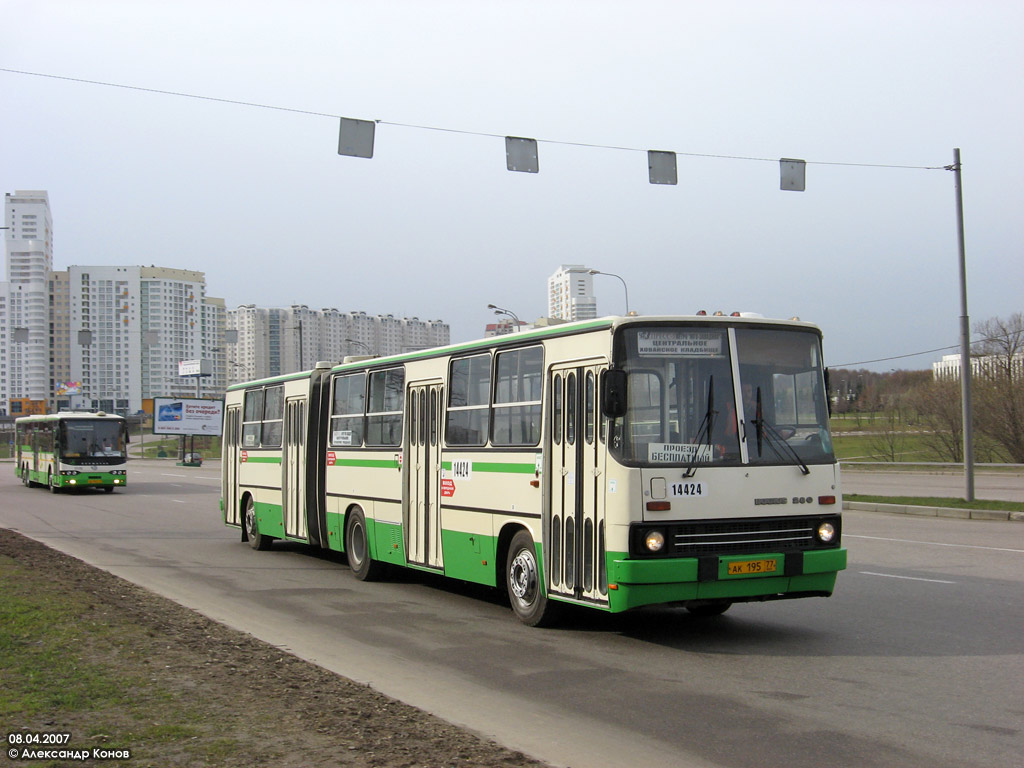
[154,397,223,436]
[178,359,213,377]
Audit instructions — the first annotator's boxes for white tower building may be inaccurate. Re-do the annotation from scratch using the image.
[4,191,54,407]
[547,264,597,322]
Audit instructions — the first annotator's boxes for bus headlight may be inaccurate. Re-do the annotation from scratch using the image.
[816,522,836,544]
[644,530,666,553]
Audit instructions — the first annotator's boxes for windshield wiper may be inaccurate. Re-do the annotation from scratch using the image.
[752,387,809,475]
[683,376,716,478]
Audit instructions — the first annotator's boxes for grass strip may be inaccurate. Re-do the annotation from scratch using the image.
[845,494,1022,513]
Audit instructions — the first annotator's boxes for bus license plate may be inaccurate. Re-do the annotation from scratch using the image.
[727,558,778,576]
[87,478,102,484]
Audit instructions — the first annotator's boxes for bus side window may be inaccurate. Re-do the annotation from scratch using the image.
[261,385,284,447]
[330,372,366,447]
[366,367,405,447]
[446,353,491,446]
[493,346,543,446]
[242,389,264,447]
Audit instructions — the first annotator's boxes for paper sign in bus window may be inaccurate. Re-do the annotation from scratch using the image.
[637,331,723,357]
[648,443,714,463]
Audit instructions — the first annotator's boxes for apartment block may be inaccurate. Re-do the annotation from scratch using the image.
[547,264,597,322]
[226,306,450,384]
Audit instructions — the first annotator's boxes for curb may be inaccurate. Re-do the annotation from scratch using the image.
[844,500,1024,522]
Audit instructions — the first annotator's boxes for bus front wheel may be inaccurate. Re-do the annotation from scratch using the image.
[48,472,60,494]
[244,497,271,551]
[686,601,732,617]
[345,506,384,581]
[506,530,560,627]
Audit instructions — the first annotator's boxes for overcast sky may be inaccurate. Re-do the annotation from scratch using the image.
[3,0,1021,371]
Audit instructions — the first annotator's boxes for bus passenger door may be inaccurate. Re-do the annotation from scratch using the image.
[548,362,608,606]
[405,382,444,569]
[283,397,307,540]
[223,405,242,526]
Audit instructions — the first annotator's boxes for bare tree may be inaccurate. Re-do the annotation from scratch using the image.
[972,313,1024,462]
[906,380,963,462]
[865,393,908,462]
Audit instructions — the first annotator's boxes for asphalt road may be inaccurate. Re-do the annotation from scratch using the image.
[1,461,1022,768]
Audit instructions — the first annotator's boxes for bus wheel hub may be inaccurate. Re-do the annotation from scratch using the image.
[510,551,537,601]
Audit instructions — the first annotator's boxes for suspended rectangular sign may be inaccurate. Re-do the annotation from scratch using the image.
[648,150,678,185]
[505,136,539,173]
[338,118,375,158]
[780,158,806,191]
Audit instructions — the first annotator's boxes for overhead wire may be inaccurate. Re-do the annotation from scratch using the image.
[1,67,949,171]
[833,331,1020,368]
[3,65,972,368]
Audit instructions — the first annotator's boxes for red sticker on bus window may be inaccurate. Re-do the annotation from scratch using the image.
[327,451,336,466]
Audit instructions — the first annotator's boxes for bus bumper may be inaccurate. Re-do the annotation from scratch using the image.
[605,548,847,613]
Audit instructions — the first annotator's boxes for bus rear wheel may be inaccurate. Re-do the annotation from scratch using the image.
[686,601,732,617]
[506,530,560,627]
[244,497,271,551]
[345,506,384,581]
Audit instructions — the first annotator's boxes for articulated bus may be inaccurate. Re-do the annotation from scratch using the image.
[16,411,129,493]
[221,314,846,625]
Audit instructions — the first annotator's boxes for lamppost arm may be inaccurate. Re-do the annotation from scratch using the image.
[589,270,629,315]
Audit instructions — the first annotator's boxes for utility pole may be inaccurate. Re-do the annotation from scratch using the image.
[951,148,974,501]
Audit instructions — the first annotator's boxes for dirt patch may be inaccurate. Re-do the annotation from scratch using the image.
[0,528,549,768]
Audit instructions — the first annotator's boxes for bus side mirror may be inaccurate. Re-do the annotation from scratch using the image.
[601,369,627,419]
[824,367,832,417]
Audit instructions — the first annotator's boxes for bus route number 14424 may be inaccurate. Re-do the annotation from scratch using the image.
[670,481,706,498]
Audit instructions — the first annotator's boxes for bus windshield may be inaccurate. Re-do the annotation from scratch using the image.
[60,419,128,465]
[610,325,834,468]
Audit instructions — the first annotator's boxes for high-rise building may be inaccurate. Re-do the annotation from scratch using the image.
[547,264,597,322]
[61,265,225,413]
[50,270,72,407]
[4,191,54,410]
[225,306,450,384]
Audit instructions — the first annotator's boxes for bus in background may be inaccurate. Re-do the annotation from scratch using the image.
[16,411,129,493]
[221,314,846,625]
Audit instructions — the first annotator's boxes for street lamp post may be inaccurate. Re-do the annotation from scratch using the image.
[344,338,372,355]
[487,304,521,333]
[589,269,630,315]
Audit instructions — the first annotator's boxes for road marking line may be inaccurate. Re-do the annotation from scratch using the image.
[171,499,186,504]
[846,534,1024,554]
[860,571,956,584]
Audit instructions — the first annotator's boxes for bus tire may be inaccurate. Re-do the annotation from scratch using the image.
[686,601,732,617]
[506,530,560,627]
[244,497,272,551]
[345,506,384,581]
[21,465,29,487]
[48,472,60,494]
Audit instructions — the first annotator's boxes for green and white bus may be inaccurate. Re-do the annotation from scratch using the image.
[16,411,129,493]
[221,314,846,625]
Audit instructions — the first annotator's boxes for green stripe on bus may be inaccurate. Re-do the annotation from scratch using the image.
[243,456,282,464]
[332,458,400,469]
[441,461,535,474]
